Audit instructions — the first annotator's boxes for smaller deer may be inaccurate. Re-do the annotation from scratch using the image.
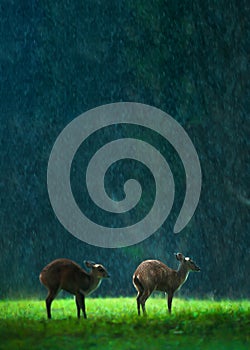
[39,258,110,319]
[133,253,200,315]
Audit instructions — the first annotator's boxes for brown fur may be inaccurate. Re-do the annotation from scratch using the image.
[133,253,200,315]
[39,258,109,319]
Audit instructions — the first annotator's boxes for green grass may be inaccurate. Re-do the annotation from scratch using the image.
[0,298,249,349]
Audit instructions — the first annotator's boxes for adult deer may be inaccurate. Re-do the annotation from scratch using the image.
[40,259,110,319]
[133,253,200,315]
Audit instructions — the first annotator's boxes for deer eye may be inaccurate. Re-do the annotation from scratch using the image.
[97,266,104,272]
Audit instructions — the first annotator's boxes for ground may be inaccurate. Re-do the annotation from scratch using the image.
[0,298,249,349]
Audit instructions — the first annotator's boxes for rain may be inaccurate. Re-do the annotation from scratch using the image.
[0,0,249,303]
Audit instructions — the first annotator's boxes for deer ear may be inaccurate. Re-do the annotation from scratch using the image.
[84,261,95,268]
[175,253,184,261]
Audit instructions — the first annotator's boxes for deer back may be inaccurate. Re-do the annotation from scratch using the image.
[134,260,176,292]
[40,258,91,294]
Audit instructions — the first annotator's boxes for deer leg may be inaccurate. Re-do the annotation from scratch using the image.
[81,293,87,319]
[75,296,80,319]
[133,277,144,316]
[45,288,59,319]
[140,289,151,316]
[167,293,173,314]
[136,290,143,316]
[76,292,87,319]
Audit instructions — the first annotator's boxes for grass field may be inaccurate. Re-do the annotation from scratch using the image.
[0,297,249,349]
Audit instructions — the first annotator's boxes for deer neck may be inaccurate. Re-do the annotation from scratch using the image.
[80,272,102,296]
[89,274,102,292]
[176,264,190,289]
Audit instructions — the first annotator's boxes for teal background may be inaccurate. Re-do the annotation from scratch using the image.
[0,1,249,298]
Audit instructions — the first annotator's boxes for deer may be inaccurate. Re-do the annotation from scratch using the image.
[133,253,200,316]
[39,258,110,319]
